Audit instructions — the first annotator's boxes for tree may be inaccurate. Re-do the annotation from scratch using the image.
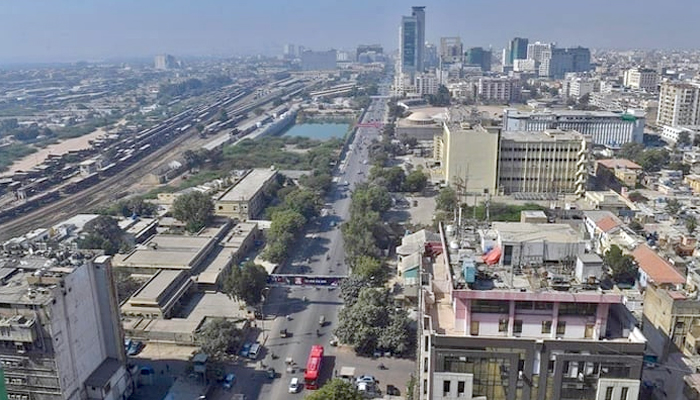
[172,191,213,233]
[78,215,127,255]
[339,275,372,307]
[123,197,157,217]
[196,318,243,360]
[403,169,428,193]
[677,131,692,148]
[627,191,648,203]
[436,187,458,212]
[666,198,682,215]
[223,261,269,306]
[618,142,645,162]
[352,256,384,282]
[427,85,451,106]
[281,189,320,220]
[370,166,405,192]
[637,148,670,172]
[305,379,362,400]
[686,217,698,235]
[217,108,229,123]
[603,245,638,285]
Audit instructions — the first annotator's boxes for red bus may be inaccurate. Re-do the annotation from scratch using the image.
[304,345,324,389]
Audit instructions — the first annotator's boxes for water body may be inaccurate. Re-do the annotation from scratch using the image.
[282,123,349,140]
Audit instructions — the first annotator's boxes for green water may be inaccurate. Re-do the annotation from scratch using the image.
[282,123,349,140]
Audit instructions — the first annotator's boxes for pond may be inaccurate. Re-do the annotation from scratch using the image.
[282,123,349,140]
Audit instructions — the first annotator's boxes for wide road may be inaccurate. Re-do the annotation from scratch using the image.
[251,82,390,400]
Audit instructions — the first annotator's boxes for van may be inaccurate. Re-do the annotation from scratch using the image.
[248,343,261,359]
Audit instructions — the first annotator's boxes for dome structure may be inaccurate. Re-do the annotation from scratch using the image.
[406,111,435,125]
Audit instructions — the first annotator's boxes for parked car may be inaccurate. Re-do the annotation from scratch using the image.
[223,373,236,389]
[356,375,377,385]
[239,342,252,358]
[280,328,289,338]
[288,377,301,393]
[126,340,143,356]
[267,368,276,379]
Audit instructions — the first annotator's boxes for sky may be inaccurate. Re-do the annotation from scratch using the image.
[1,0,699,63]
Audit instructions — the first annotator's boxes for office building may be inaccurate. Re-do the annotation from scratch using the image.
[526,41,552,63]
[656,81,700,127]
[283,43,297,58]
[356,44,383,61]
[503,108,646,147]
[300,50,337,71]
[464,47,491,72]
[154,54,177,70]
[434,122,499,193]
[0,255,132,399]
[563,77,595,99]
[419,225,646,400]
[215,168,278,221]
[476,77,521,103]
[513,59,537,73]
[661,125,698,145]
[508,37,529,65]
[399,6,426,77]
[539,47,591,78]
[623,68,658,91]
[498,130,589,195]
[440,37,462,64]
[424,43,439,69]
[415,73,439,96]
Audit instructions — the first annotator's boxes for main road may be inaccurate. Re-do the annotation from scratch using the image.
[251,82,391,400]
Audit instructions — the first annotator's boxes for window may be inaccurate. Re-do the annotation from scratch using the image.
[620,387,629,400]
[542,320,552,334]
[513,320,523,334]
[471,300,509,314]
[443,380,451,396]
[457,381,465,394]
[498,319,508,332]
[604,387,614,400]
[556,321,566,336]
[470,321,479,336]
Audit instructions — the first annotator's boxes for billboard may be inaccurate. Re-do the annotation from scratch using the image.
[268,274,346,287]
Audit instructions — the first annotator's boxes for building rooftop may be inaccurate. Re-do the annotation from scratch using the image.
[597,158,642,170]
[505,108,643,119]
[501,129,585,142]
[84,358,123,388]
[218,168,277,202]
[113,234,217,270]
[130,269,185,303]
[632,244,685,285]
[490,221,582,243]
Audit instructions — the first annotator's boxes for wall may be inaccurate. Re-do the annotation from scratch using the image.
[595,378,640,400]
[432,372,475,400]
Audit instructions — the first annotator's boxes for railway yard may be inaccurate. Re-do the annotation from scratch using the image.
[0,75,316,241]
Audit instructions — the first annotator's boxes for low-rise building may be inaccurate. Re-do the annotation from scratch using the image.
[215,168,278,221]
[623,67,658,91]
[121,270,194,319]
[396,110,444,141]
[595,159,643,189]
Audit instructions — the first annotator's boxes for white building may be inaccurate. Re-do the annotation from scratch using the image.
[477,77,521,102]
[0,256,132,400]
[526,41,552,63]
[623,68,658,91]
[498,130,589,195]
[563,77,595,99]
[415,73,439,96]
[513,59,537,73]
[660,125,698,145]
[503,108,646,147]
[656,81,700,127]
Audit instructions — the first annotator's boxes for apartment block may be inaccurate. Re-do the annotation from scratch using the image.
[656,81,700,127]
[477,77,521,103]
[623,68,658,92]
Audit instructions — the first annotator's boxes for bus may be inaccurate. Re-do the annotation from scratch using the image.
[303,345,324,390]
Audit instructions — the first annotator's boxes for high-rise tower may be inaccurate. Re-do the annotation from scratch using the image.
[399,6,426,77]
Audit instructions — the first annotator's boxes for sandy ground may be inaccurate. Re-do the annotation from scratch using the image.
[6,118,127,174]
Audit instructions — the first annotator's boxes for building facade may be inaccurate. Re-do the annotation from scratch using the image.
[465,47,491,72]
[503,109,646,147]
[416,74,439,96]
[440,37,463,64]
[526,41,552,63]
[0,256,132,400]
[623,68,658,91]
[215,168,278,220]
[399,6,426,78]
[656,81,700,127]
[508,37,529,65]
[497,130,589,195]
[477,77,521,103]
[539,47,591,78]
[300,50,337,71]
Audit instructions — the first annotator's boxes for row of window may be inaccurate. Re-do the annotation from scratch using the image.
[471,300,598,316]
[495,319,567,335]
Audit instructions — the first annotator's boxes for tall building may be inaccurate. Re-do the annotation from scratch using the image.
[415,73,439,96]
[300,49,337,71]
[539,47,591,78]
[656,81,700,126]
[476,77,521,103]
[435,122,499,192]
[399,6,426,77]
[623,67,658,91]
[508,37,529,65]
[154,54,177,70]
[356,44,383,61]
[283,43,297,58]
[526,41,552,63]
[0,256,132,399]
[498,130,589,195]
[464,47,491,72]
[440,37,463,64]
[503,108,646,147]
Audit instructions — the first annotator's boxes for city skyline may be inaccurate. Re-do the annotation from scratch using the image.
[2,0,700,63]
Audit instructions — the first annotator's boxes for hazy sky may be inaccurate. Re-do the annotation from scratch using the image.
[1,0,698,62]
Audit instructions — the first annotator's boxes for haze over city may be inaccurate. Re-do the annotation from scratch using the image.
[2,0,700,62]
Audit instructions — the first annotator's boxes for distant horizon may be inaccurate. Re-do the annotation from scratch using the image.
[2,0,700,63]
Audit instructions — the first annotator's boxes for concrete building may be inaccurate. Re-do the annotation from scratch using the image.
[419,224,646,400]
[415,73,439,96]
[464,47,491,72]
[539,47,591,78]
[154,54,177,70]
[595,158,643,188]
[526,41,552,63]
[656,81,700,127]
[497,130,589,195]
[564,78,595,99]
[476,77,521,103]
[440,37,463,64]
[283,43,297,58]
[356,44,383,61]
[434,122,499,193]
[399,6,426,78]
[503,109,646,147]
[300,50,337,71]
[661,124,698,145]
[0,255,132,400]
[623,67,658,91]
[513,59,537,73]
[215,168,278,221]
[121,270,194,319]
[397,110,443,140]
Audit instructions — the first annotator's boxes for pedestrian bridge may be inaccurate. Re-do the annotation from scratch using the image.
[268,274,347,287]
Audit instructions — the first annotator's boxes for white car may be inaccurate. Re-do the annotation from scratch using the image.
[289,377,301,393]
[356,375,377,385]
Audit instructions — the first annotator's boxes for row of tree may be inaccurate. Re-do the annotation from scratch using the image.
[368,165,428,193]
[263,187,322,263]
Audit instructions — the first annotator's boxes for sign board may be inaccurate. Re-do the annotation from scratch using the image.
[268,275,346,287]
